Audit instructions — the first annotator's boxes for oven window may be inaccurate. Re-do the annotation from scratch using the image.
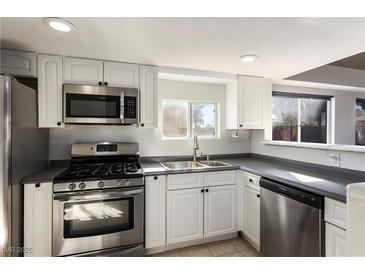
[66,94,120,118]
[63,198,134,238]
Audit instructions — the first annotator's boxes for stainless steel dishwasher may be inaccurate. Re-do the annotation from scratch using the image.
[260,178,324,257]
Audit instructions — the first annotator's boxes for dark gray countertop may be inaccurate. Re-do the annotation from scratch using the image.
[142,155,365,203]
[22,168,67,184]
[22,154,365,202]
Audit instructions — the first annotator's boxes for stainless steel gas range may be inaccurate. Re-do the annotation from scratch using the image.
[52,142,144,257]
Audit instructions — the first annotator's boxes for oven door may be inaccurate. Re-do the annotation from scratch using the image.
[53,187,144,257]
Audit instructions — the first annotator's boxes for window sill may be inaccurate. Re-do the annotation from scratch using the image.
[261,140,365,153]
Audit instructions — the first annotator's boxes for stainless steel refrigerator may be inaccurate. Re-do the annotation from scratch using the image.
[0,75,49,256]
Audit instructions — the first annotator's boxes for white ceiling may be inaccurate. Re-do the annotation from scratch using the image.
[1,17,364,79]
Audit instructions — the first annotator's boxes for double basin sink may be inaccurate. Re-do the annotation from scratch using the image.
[160,160,231,171]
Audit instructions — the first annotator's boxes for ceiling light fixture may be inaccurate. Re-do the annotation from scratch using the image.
[44,17,75,32]
[239,54,259,63]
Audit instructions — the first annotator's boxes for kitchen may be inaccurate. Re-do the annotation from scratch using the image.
[1,9,365,274]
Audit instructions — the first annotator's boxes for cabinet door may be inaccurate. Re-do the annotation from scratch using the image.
[326,223,346,257]
[37,54,63,128]
[104,61,139,88]
[1,49,37,77]
[238,76,270,129]
[244,186,260,246]
[139,65,158,128]
[24,182,53,257]
[64,57,103,85]
[145,176,166,249]
[167,188,204,244]
[204,185,237,238]
[236,171,245,232]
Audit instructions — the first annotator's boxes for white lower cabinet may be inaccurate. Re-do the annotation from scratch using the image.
[164,171,237,246]
[167,188,204,244]
[145,175,166,248]
[24,182,53,257]
[204,185,237,237]
[236,171,245,232]
[326,223,346,257]
[244,186,260,247]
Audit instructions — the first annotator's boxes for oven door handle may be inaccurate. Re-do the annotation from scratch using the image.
[53,188,143,202]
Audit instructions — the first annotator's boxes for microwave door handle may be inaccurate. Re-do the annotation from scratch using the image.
[120,91,125,122]
[53,188,143,202]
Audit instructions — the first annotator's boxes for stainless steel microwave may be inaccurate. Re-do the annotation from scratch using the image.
[63,84,139,125]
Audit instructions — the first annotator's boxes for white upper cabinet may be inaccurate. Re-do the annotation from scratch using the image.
[104,61,139,88]
[1,49,37,77]
[204,185,237,237]
[139,65,158,128]
[64,57,103,85]
[145,175,166,249]
[37,54,63,128]
[226,75,272,130]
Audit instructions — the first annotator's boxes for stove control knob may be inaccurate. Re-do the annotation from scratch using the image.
[68,183,76,190]
[116,180,123,187]
[98,181,104,188]
[79,183,86,190]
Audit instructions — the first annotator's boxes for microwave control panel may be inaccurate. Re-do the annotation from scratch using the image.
[124,96,137,118]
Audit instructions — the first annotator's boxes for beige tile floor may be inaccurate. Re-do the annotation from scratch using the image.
[151,237,262,257]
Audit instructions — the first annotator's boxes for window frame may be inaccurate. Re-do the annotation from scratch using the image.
[162,99,219,140]
[272,92,332,145]
[355,98,365,146]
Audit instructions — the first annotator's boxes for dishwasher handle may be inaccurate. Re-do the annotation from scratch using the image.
[260,178,324,209]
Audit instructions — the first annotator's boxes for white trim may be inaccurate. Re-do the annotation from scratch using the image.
[262,140,365,153]
[273,79,365,93]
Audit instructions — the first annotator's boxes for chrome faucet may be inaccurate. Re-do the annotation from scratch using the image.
[193,134,199,162]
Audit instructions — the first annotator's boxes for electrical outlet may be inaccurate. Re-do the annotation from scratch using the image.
[329,153,340,167]
[232,131,239,138]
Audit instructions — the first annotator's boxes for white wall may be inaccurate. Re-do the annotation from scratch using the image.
[49,79,250,160]
[251,130,365,171]
[251,84,365,171]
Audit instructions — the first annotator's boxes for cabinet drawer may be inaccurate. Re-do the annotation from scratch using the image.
[167,173,204,190]
[204,170,236,187]
[325,198,347,230]
[245,172,261,191]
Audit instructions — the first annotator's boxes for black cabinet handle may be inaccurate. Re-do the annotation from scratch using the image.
[257,194,260,198]
[104,82,108,86]
[239,124,243,127]
[201,189,204,193]
[57,122,61,126]
[141,123,145,127]
[154,176,158,180]
[205,189,209,192]
[98,81,102,86]
[249,179,253,182]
